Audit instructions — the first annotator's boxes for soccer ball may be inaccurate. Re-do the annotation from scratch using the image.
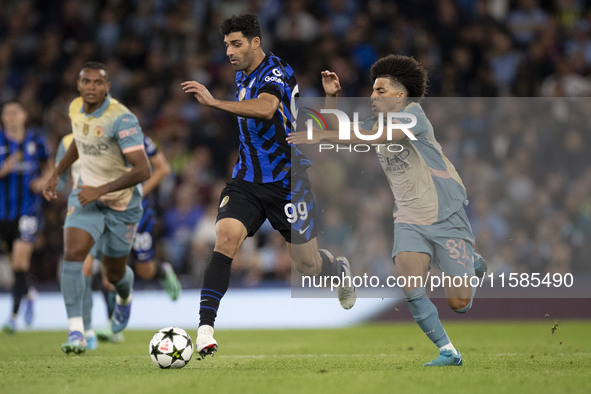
[149,327,193,369]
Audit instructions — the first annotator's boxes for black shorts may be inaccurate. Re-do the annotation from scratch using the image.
[0,215,40,253]
[217,176,317,244]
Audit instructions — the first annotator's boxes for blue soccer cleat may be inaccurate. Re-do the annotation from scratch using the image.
[111,300,131,334]
[86,332,98,350]
[473,252,488,279]
[424,349,463,366]
[61,331,87,354]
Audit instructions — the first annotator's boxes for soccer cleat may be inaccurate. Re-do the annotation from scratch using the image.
[196,325,218,359]
[96,325,125,343]
[24,287,37,327]
[159,262,181,301]
[2,318,17,335]
[86,333,98,350]
[336,257,357,310]
[61,331,87,354]
[110,298,132,334]
[424,349,463,366]
[473,252,488,279]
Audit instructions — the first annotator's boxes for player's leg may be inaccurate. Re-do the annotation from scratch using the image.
[2,216,38,334]
[102,253,133,334]
[82,252,97,350]
[101,205,142,335]
[3,239,33,333]
[132,210,181,300]
[287,240,356,309]
[196,181,265,358]
[436,207,480,315]
[60,191,105,354]
[393,224,462,366]
[269,175,356,309]
[61,226,95,354]
[95,262,124,343]
[196,217,248,358]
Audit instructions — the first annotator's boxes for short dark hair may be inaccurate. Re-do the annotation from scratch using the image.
[80,61,109,80]
[369,55,428,100]
[219,14,262,42]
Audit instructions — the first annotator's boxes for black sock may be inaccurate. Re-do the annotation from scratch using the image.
[12,271,29,315]
[319,250,338,277]
[155,263,166,281]
[199,251,233,328]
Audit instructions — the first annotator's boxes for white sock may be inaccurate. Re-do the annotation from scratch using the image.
[85,329,95,338]
[439,343,459,355]
[68,317,84,333]
[116,293,132,306]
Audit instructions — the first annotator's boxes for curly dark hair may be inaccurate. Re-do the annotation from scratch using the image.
[80,61,109,80]
[219,14,262,42]
[369,55,428,100]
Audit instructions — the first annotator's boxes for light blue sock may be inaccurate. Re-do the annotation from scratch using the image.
[61,261,85,318]
[454,286,477,314]
[82,276,93,330]
[404,287,450,348]
[114,266,134,300]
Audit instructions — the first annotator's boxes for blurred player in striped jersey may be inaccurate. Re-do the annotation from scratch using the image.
[288,55,488,366]
[0,101,52,334]
[182,14,357,359]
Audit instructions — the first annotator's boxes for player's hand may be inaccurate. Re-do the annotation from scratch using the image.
[42,174,59,201]
[287,130,321,145]
[29,177,46,193]
[181,81,217,107]
[321,70,341,97]
[0,153,19,177]
[77,184,102,206]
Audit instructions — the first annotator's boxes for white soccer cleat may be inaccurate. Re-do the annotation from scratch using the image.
[196,325,218,359]
[336,257,357,310]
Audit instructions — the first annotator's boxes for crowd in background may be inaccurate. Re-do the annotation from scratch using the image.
[1,0,590,291]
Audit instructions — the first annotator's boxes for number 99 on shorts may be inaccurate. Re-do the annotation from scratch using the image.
[284,202,309,224]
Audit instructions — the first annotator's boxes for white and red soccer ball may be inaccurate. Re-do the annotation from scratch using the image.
[149,327,193,369]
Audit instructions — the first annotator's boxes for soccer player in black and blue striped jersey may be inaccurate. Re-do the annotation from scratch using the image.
[0,101,52,334]
[182,14,357,358]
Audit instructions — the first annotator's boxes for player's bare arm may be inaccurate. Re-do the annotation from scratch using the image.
[141,151,171,196]
[43,140,79,201]
[30,158,55,194]
[0,153,20,178]
[76,148,151,206]
[181,80,278,120]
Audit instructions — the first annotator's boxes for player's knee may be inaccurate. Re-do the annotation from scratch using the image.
[449,297,472,313]
[64,246,90,262]
[214,231,243,257]
[104,266,125,284]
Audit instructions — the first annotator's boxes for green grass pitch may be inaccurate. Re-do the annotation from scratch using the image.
[1,321,590,394]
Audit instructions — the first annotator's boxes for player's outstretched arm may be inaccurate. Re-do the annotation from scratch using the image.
[181,80,279,119]
[77,149,151,206]
[43,140,79,201]
[142,151,171,196]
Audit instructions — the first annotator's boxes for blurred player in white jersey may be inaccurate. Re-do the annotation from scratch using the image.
[43,62,151,354]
